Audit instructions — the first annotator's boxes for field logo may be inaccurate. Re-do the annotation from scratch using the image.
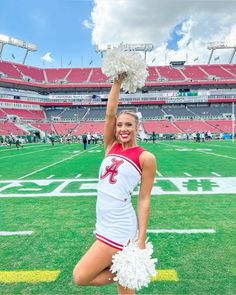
[100,158,124,184]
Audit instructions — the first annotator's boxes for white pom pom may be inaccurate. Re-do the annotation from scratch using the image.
[102,46,148,93]
[110,240,157,291]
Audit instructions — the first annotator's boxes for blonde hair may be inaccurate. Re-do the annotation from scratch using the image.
[116,110,139,125]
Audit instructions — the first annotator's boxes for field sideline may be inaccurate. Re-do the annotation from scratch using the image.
[0,140,235,294]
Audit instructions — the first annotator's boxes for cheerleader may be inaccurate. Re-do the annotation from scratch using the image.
[73,73,156,294]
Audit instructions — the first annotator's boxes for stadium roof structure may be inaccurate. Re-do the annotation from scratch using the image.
[95,43,154,61]
[207,41,236,64]
[0,34,37,65]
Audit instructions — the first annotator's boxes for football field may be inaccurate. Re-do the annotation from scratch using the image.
[0,140,235,294]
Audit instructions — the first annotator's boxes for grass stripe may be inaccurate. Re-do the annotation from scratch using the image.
[0,270,60,283]
[151,269,178,282]
[18,146,98,179]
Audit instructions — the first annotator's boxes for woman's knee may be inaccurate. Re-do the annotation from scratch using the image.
[73,266,90,286]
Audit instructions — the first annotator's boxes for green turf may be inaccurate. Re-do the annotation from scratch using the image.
[0,140,236,294]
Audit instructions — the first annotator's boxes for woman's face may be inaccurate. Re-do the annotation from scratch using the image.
[115,113,138,144]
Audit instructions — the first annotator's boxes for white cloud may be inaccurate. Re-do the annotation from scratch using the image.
[176,18,193,49]
[90,0,236,65]
[41,52,54,63]
[83,19,93,29]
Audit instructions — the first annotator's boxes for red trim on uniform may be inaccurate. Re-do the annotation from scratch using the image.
[96,237,123,250]
[96,233,124,247]
[108,143,144,171]
[96,233,124,250]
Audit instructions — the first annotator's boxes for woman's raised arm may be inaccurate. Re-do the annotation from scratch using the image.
[103,74,125,153]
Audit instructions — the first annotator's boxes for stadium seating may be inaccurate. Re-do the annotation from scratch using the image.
[0,108,7,118]
[66,68,91,83]
[157,66,185,80]
[163,106,193,117]
[206,120,234,132]
[143,120,180,133]
[29,110,45,120]
[53,122,78,135]
[57,108,88,120]
[200,65,234,79]
[181,65,207,80]
[30,123,54,133]
[89,68,109,83]
[188,104,234,117]
[0,61,22,79]
[84,108,106,121]
[139,107,164,118]
[146,67,159,81]
[45,68,70,83]
[173,120,219,133]
[0,122,26,135]
[15,63,45,82]
[44,109,65,120]
[222,64,236,76]
[72,121,104,135]
[2,108,44,120]
[1,62,236,84]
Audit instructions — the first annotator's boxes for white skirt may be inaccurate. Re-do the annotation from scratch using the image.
[96,191,137,250]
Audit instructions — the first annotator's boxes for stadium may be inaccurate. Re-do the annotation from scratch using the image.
[0,32,236,295]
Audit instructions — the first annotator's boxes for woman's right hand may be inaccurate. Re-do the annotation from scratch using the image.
[115,72,126,84]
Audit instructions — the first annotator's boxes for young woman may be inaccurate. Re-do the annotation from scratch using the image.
[73,74,156,294]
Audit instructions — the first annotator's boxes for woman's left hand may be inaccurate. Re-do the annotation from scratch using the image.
[138,240,146,249]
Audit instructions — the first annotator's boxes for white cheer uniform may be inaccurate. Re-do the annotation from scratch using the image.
[96,142,144,250]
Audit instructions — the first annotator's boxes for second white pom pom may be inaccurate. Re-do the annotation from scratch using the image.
[110,240,157,291]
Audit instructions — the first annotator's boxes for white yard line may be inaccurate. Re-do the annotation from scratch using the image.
[18,146,98,180]
[0,148,57,160]
[52,180,72,194]
[156,170,163,177]
[0,231,34,236]
[47,175,55,179]
[0,144,48,153]
[201,143,236,149]
[199,151,236,160]
[1,176,236,198]
[211,172,221,176]
[0,144,78,159]
[147,229,216,234]
[0,192,97,198]
[158,142,236,160]
[184,172,192,177]
[75,173,81,178]
[19,188,42,191]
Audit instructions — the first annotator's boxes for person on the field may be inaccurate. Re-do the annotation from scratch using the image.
[82,134,88,150]
[15,137,23,150]
[151,131,157,143]
[196,131,201,142]
[73,74,156,294]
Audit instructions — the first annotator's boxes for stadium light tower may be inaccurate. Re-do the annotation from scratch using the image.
[0,34,37,64]
[207,41,236,64]
[95,43,154,62]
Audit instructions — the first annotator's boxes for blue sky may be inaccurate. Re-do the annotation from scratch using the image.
[1,0,235,67]
[0,0,99,68]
